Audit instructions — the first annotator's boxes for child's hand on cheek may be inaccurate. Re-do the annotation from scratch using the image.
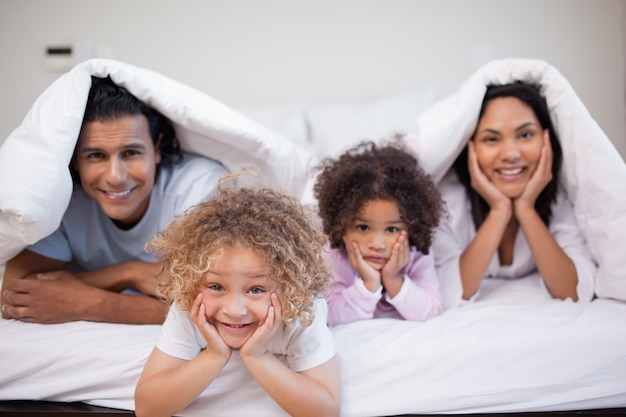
[190,292,232,360]
[240,293,283,360]
[381,231,410,283]
[343,238,381,293]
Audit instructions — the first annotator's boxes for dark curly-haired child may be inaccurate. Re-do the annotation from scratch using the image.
[313,138,444,326]
[135,178,340,417]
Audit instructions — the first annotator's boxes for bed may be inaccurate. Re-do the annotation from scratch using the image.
[0,58,625,417]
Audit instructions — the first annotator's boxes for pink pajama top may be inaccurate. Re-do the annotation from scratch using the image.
[324,247,443,326]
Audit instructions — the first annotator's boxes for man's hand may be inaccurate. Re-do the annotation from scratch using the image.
[2,270,101,323]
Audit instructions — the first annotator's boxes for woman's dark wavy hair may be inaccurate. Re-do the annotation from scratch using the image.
[70,76,182,183]
[452,81,563,229]
[313,136,443,254]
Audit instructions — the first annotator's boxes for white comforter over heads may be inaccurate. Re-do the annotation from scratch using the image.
[409,58,626,301]
[0,58,315,265]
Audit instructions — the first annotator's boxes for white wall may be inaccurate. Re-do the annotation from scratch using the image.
[1,0,625,158]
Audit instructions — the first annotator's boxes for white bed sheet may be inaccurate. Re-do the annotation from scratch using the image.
[1,276,625,416]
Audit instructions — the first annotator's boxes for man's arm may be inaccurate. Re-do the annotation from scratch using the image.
[2,249,167,324]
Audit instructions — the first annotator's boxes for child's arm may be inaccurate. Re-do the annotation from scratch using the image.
[134,294,232,417]
[381,231,410,297]
[383,250,443,321]
[134,346,229,417]
[240,294,341,417]
[325,248,382,326]
[245,354,341,417]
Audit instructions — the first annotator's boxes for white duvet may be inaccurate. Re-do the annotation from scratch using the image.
[0,58,625,416]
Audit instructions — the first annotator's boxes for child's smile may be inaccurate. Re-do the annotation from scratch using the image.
[199,245,274,349]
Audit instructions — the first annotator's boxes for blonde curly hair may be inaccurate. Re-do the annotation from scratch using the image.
[146,181,330,327]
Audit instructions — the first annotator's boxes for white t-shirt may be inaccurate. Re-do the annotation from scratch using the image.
[157,297,336,373]
[28,153,227,270]
[433,170,597,309]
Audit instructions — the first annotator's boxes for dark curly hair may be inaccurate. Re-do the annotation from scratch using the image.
[70,76,182,183]
[146,176,331,327]
[313,137,443,254]
[452,81,563,229]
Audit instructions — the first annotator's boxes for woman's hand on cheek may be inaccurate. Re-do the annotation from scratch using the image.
[515,130,553,214]
[190,293,231,359]
[240,293,282,359]
[343,238,381,292]
[468,141,511,212]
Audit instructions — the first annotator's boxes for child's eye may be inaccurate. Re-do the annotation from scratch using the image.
[248,287,266,295]
[207,284,223,292]
[386,226,399,233]
[356,224,369,231]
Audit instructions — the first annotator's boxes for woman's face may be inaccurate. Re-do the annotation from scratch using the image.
[473,96,546,199]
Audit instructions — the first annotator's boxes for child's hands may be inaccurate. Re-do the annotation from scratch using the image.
[189,292,232,360]
[381,231,410,287]
[240,293,283,359]
[514,130,553,215]
[468,141,512,214]
[344,239,382,292]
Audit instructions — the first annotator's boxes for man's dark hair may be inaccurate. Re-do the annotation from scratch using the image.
[71,76,182,182]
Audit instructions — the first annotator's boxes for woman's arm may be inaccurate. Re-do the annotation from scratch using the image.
[515,207,578,300]
[514,134,578,300]
[459,142,512,299]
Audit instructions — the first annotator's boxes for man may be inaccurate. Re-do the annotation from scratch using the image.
[1,76,227,324]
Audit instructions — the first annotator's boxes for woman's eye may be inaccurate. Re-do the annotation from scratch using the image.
[519,131,534,139]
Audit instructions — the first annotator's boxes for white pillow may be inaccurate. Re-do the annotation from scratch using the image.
[306,88,436,159]
[234,105,311,153]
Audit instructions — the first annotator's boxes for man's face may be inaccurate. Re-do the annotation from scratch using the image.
[73,115,161,229]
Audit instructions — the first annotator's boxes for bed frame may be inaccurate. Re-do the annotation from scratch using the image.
[0,401,625,417]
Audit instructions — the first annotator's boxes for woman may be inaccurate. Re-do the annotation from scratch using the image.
[434,82,596,309]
